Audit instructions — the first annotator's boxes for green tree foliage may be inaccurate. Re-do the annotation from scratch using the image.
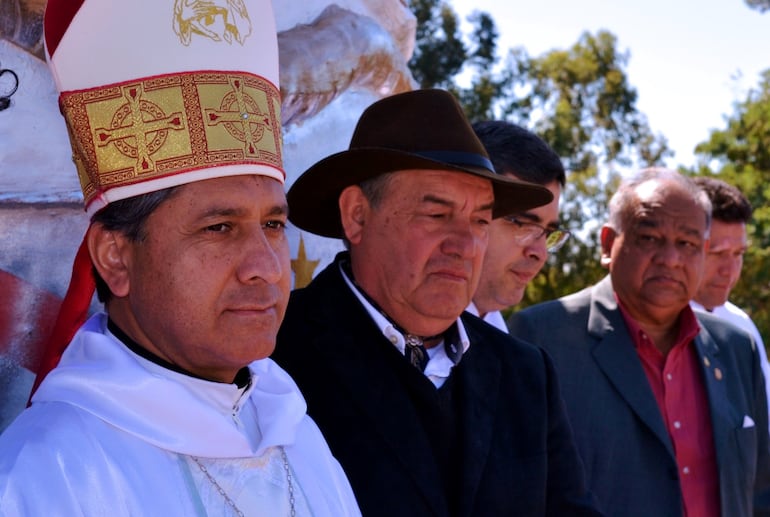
[691,70,770,337]
[409,0,468,88]
[455,10,504,120]
[505,32,669,171]
[408,4,670,312]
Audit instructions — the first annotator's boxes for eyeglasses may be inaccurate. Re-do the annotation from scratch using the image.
[502,215,571,252]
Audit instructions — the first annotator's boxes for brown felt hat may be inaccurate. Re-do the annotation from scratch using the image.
[287,89,554,238]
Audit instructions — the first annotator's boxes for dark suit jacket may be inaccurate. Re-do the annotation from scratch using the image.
[508,275,770,517]
[272,254,602,517]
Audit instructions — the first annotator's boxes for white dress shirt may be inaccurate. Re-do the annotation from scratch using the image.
[466,301,509,334]
[340,263,470,388]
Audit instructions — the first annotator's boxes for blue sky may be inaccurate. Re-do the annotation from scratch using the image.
[451,0,770,169]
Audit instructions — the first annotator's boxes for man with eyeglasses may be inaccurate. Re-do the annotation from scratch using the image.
[466,121,569,332]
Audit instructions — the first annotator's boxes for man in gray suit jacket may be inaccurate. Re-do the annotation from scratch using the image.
[509,167,770,516]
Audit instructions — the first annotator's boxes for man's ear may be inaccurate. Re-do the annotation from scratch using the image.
[87,223,132,298]
[599,225,616,269]
[338,185,369,246]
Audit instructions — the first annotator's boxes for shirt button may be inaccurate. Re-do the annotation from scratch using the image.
[666,373,673,381]
[682,466,690,475]
[389,335,398,344]
[673,421,681,429]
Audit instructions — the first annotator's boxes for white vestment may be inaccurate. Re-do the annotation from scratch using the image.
[0,313,361,516]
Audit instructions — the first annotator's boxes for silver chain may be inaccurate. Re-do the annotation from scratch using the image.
[281,447,297,517]
[191,446,296,516]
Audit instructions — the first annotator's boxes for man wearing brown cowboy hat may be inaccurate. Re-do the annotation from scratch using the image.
[272,89,602,516]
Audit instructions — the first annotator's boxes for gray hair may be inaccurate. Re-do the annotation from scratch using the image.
[341,172,395,249]
[358,172,395,209]
[90,187,179,302]
[607,167,712,236]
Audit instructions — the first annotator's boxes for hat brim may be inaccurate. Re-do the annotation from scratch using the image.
[287,148,554,239]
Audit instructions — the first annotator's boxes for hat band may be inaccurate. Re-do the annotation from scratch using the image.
[59,70,284,208]
[413,150,494,173]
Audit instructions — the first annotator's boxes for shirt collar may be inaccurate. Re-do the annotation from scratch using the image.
[616,294,700,353]
[466,302,508,334]
[339,261,470,362]
[34,313,306,457]
[107,318,252,388]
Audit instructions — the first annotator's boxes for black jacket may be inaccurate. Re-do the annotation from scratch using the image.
[272,253,602,517]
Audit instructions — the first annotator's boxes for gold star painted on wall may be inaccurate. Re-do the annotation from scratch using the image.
[291,234,320,289]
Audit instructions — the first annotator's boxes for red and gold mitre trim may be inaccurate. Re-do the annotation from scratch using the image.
[59,70,284,210]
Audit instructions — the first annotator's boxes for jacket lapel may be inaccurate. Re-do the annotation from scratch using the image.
[587,277,676,458]
[693,326,734,475]
[456,317,502,517]
[308,260,448,516]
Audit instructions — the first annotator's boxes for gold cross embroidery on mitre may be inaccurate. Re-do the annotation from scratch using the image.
[205,76,273,157]
[58,71,283,207]
[93,84,185,175]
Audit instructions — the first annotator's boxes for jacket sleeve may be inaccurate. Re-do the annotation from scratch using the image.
[540,347,605,517]
[751,335,770,516]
